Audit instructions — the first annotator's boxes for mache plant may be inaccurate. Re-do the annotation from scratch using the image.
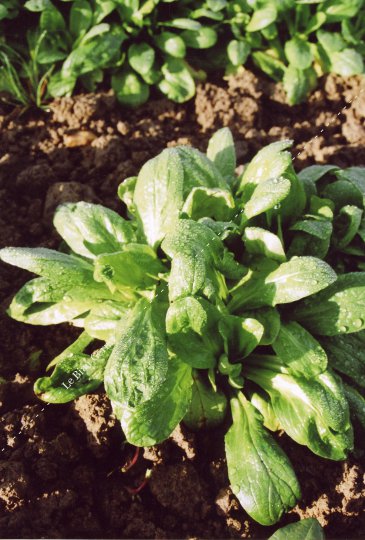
[1,0,364,107]
[1,129,365,526]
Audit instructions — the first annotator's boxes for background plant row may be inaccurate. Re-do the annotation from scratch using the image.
[0,0,364,108]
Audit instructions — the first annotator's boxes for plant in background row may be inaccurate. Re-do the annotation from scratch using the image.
[1,128,365,526]
[0,0,364,107]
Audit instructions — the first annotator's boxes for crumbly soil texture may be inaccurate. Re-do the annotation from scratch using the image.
[0,71,364,539]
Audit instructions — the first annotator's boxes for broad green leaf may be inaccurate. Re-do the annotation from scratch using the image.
[54,202,136,259]
[335,167,365,205]
[269,518,324,540]
[184,372,227,429]
[317,30,345,54]
[252,51,285,82]
[104,299,168,408]
[243,227,286,262]
[155,32,186,58]
[112,70,149,107]
[48,72,77,97]
[158,58,195,102]
[118,176,137,215]
[182,187,235,221]
[0,247,93,284]
[331,49,364,76]
[266,256,337,304]
[128,42,155,75]
[134,147,225,247]
[164,18,201,30]
[288,219,332,258]
[227,40,250,66]
[34,344,112,403]
[322,180,363,211]
[206,127,236,181]
[283,66,310,105]
[181,27,217,49]
[246,6,277,32]
[245,359,353,460]
[166,296,221,369]
[321,333,365,388]
[162,219,241,301]
[295,273,365,335]
[225,394,300,525]
[272,321,327,378]
[24,0,51,11]
[242,176,291,221]
[238,140,292,199]
[84,301,130,342]
[285,36,313,69]
[219,315,264,360]
[70,0,92,37]
[7,276,119,325]
[116,358,193,446]
[40,5,66,31]
[94,244,165,292]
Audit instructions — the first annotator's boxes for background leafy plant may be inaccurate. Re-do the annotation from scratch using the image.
[1,129,365,526]
[0,0,364,107]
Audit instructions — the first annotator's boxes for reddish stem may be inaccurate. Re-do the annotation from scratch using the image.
[121,446,140,473]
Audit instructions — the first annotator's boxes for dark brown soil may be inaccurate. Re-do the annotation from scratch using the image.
[0,70,364,539]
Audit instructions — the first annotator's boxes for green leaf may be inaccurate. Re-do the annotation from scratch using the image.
[317,30,345,54]
[225,394,300,525]
[24,0,51,11]
[128,42,155,75]
[219,315,264,360]
[53,202,137,259]
[34,344,112,403]
[164,18,201,30]
[245,360,353,460]
[246,6,277,32]
[116,358,193,446]
[333,205,363,249]
[283,66,310,105]
[272,321,328,378]
[112,70,149,107]
[238,140,292,199]
[133,146,225,247]
[70,0,93,37]
[182,187,235,221]
[242,176,291,221]
[243,227,286,262]
[322,180,363,212]
[343,383,365,432]
[250,389,280,431]
[252,51,285,82]
[206,127,236,182]
[335,167,365,206]
[298,164,339,184]
[227,40,250,66]
[181,27,217,49]
[184,372,227,429]
[93,244,165,292]
[331,49,364,76]
[0,247,93,284]
[166,296,221,368]
[84,301,130,342]
[295,273,365,335]
[40,5,66,31]
[155,32,186,58]
[285,36,313,69]
[321,333,365,388]
[48,72,76,97]
[239,307,281,346]
[104,299,169,409]
[158,58,195,102]
[269,518,325,540]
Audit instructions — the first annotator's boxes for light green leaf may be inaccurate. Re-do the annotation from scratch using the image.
[246,6,277,32]
[242,176,291,221]
[128,42,155,75]
[70,0,93,37]
[93,244,165,292]
[155,32,186,58]
[250,389,280,431]
[158,58,195,102]
[333,205,363,249]
[34,344,112,403]
[181,27,217,49]
[227,40,250,66]
[104,299,168,408]
[182,187,235,221]
[243,227,286,262]
[269,518,324,540]
[272,321,328,378]
[84,301,130,342]
[225,394,300,525]
[112,70,149,107]
[53,202,136,259]
[283,66,310,105]
[295,273,365,335]
[331,49,364,76]
[206,127,236,181]
[285,36,313,69]
[219,315,264,360]
[116,358,193,446]
[239,307,281,346]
